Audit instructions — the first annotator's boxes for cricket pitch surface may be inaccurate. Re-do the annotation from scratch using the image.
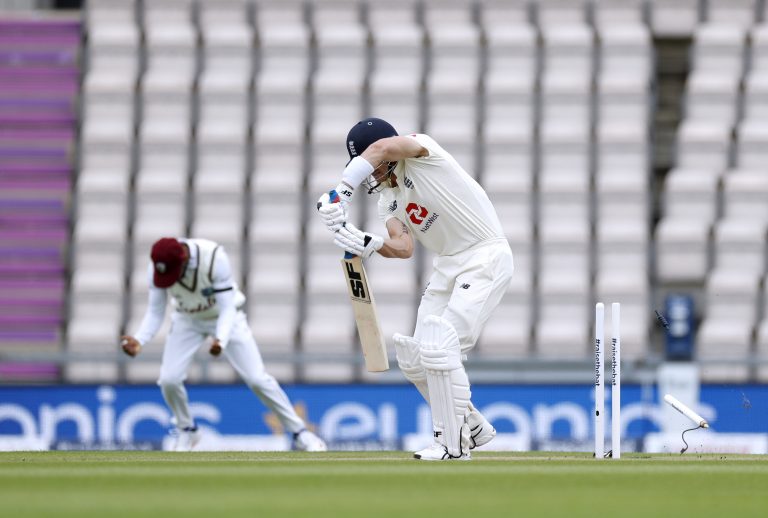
[2,451,767,517]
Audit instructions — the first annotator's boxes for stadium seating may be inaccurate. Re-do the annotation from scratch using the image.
[368,0,423,133]
[0,14,82,382]
[658,3,768,381]
[11,0,754,383]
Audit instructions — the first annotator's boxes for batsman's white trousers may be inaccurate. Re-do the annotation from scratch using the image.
[158,310,305,433]
[415,238,513,354]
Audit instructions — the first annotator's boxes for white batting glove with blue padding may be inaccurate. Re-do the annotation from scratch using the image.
[334,223,384,259]
[317,190,347,232]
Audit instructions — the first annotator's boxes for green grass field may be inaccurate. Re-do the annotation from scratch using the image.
[1,451,767,517]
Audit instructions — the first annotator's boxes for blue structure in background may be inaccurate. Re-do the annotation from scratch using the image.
[664,294,696,361]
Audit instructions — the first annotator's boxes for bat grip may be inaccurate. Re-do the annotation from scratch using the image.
[344,252,356,259]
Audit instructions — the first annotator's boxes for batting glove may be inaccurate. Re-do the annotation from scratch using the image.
[316,191,348,233]
[334,223,384,259]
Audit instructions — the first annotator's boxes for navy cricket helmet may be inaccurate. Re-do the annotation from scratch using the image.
[346,117,398,160]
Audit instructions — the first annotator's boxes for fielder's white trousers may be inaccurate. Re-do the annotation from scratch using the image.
[158,310,306,433]
[415,238,514,354]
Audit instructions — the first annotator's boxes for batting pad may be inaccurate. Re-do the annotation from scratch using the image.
[420,316,471,457]
[394,334,430,402]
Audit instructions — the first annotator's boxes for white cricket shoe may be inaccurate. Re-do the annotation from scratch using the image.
[174,427,201,452]
[413,443,471,461]
[467,405,496,449]
[293,430,328,452]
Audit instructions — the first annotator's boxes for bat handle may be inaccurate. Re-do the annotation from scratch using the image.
[344,252,356,259]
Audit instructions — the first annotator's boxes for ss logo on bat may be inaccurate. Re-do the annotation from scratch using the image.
[345,262,368,301]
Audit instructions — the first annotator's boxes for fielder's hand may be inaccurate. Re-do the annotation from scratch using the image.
[120,335,142,357]
[209,339,223,357]
[316,191,347,232]
[334,223,384,259]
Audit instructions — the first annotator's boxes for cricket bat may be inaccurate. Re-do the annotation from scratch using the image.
[341,252,389,372]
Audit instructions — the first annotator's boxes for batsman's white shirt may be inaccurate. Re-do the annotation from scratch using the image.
[378,134,505,255]
[132,238,305,433]
[377,134,514,351]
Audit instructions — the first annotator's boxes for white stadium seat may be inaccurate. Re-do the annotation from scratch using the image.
[593,0,647,30]
[650,0,701,37]
[248,249,301,302]
[736,118,768,170]
[537,0,589,28]
[661,168,720,222]
[721,170,768,222]
[301,300,356,382]
[655,218,712,285]
[598,73,652,129]
[691,23,747,76]
[697,268,760,382]
[711,218,768,275]
[195,143,247,196]
[479,290,532,357]
[683,71,741,126]
[706,0,758,29]
[749,24,768,73]
[675,120,732,172]
[73,195,129,247]
[599,23,653,78]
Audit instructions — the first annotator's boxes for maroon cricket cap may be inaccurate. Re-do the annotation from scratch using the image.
[150,238,186,288]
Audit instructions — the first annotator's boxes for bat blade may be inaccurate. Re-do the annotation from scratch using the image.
[341,254,389,372]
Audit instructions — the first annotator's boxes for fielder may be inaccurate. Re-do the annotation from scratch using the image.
[120,237,327,452]
[317,118,514,460]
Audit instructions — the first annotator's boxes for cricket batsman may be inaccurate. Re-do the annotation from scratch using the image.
[317,118,514,460]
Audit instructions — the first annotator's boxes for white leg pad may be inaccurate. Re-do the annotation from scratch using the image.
[467,402,496,449]
[420,315,471,457]
[394,333,430,403]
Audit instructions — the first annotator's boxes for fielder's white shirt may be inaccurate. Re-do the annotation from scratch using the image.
[377,134,506,256]
[133,238,246,347]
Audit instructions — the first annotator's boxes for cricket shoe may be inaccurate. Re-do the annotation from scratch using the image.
[413,443,471,461]
[467,404,496,449]
[293,429,328,452]
[174,426,201,452]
